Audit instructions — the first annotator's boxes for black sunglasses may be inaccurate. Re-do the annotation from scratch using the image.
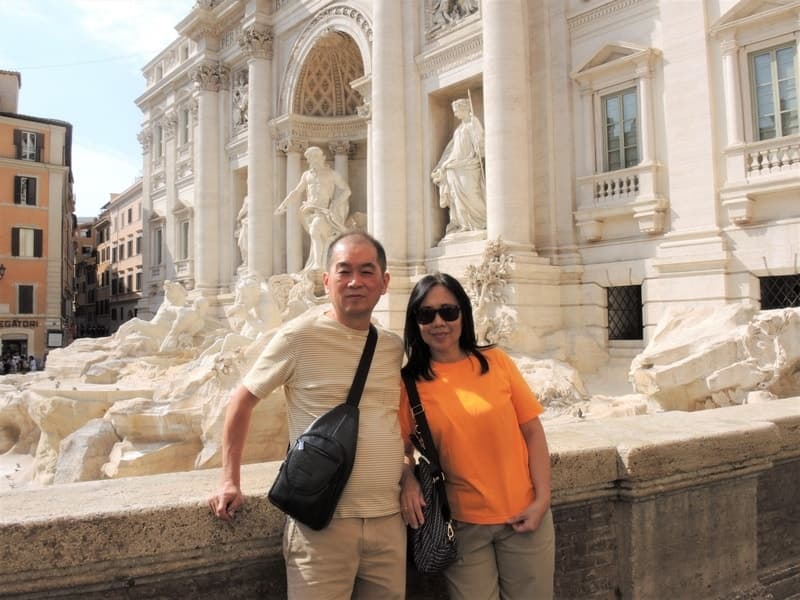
[415,304,461,325]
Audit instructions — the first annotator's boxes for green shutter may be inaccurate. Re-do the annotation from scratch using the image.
[34,229,43,257]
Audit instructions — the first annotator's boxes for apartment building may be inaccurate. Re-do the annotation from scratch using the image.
[0,70,75,362]
[93,181,144,335]
[73,217,99,337]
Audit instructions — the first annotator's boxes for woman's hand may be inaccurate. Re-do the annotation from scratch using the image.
[506,498,548,533]
[400,461,427,529]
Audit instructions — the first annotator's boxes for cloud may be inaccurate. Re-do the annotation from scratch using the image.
[72,142,141,217]
[69,0,192,60]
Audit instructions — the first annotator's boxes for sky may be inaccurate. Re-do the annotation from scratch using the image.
[1,0,194,218]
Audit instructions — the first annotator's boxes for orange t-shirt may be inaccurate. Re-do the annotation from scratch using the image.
[400,347,544,524]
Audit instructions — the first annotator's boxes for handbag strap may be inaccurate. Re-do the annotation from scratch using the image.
[344,324,378,407]
[401,370,452,521]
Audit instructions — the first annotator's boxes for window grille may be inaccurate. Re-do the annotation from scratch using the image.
[607,285,643,340]
[760,275,800,309]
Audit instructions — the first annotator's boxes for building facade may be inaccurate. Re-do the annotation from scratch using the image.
[134,0,800,368]
[92,181,145,335]
[0,70,75,364]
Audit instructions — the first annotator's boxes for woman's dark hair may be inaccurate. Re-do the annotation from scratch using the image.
[403,272,490,381]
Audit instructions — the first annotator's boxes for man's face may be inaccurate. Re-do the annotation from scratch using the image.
[323,237,389,329]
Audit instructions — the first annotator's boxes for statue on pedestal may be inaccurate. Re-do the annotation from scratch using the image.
[275,146,351,272]
[432,97,487,236]
[235,196,248,268]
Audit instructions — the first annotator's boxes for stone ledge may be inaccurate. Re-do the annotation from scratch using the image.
[1,398,799,599]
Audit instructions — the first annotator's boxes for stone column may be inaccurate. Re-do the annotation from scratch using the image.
[330,141,351,183]
[721,37,743,147]
[357,102,373,231]
[370,0,407,262]
[482,0,533,248]
[636,64,656,165]
[136,129,155,318]
[240,24,274,279]
[162,110,178,281]
[280,138,306,274]
[191,61,227,292]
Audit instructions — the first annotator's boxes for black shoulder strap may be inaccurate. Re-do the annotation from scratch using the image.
[345,324,378,407]
[401,370,452,520]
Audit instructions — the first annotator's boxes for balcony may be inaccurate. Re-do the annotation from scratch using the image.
[721,134,800,225]
[574,162,668,242]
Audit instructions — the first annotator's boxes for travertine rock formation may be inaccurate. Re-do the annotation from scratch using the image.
[630,304,800,411]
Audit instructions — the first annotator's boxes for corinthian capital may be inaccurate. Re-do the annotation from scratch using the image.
[239,25,273,60]
[137,130,152,154]
[191,62,230,92]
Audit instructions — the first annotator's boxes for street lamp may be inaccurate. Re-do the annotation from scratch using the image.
[0,263,5,280]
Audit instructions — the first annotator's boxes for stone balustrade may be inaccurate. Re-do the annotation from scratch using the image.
[1,398,799,599]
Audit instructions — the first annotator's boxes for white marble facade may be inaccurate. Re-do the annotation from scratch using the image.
[135,0,800,356]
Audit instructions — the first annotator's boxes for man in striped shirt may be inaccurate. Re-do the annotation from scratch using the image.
[209,231,406,599]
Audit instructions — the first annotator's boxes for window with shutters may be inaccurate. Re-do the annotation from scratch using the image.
[14,130,43,161]
[18,285,34,314]
[11,227,43,258]
[14,176,37,206]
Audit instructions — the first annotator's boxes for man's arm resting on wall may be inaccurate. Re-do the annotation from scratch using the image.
[208,384,261,521]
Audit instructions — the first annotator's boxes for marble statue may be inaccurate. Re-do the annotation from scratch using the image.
[235,196,248,268]
[432,97,487,235]
[232,71,248,127]
[431,0,480,28]
[275,146,351,272]
[115,280,189,354]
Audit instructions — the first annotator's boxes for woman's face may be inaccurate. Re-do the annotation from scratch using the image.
[418,284,463,362]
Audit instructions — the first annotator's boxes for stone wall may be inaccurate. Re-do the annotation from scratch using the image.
[1,398,799,600]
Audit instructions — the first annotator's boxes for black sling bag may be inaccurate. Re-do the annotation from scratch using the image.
[267,325,377,530]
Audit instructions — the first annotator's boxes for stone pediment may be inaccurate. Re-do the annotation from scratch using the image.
[712,0,800,33]
[573,41,648,75]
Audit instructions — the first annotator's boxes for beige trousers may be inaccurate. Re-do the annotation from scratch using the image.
[444,509,555,600]
[283,513,406,600]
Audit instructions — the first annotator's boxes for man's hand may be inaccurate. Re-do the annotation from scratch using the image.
[208,481,244,521]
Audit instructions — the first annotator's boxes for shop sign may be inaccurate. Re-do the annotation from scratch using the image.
[0,320,39,328]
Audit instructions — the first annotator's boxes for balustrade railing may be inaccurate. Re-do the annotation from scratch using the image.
[746,136,800,176]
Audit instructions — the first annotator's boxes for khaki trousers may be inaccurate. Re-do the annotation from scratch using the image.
[444,509,555,600]
[283,513,406,600]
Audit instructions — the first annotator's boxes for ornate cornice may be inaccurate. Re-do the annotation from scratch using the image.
[270,114,366,145]
[239,25,274,60]
[307,5,372,43]
[416,31,482,79]
[190,62,230,92]
[568,0,644,32]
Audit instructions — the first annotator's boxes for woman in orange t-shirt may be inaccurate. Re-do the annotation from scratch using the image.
[399,272,554,600]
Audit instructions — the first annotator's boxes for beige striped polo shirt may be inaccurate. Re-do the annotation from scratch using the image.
[243,310,405,518]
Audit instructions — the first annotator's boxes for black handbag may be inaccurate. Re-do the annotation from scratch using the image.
[402,371,457,574]
[268,325,377,530]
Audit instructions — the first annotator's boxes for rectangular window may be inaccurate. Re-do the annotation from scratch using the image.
[154,125,163,160]
[16,130,40,161]
[119,245,125,261]
[127,275,133,293]
[760,274,800,309]
[180,221,190,260]
[11,227,43,257]
[128,207,133,224]
[136,236,142,255]
[136,271,142,291]
[127,240,133,257]
[751,44,798,140]
[14,176,37,205]
[603,88,639,172]
[112,247,117,263]
[18,285,34,314]
[607,285,643,340]
[155,228,163,264]
[180,108,190,145]
[112,278,118,295]
[111,308,117,321]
